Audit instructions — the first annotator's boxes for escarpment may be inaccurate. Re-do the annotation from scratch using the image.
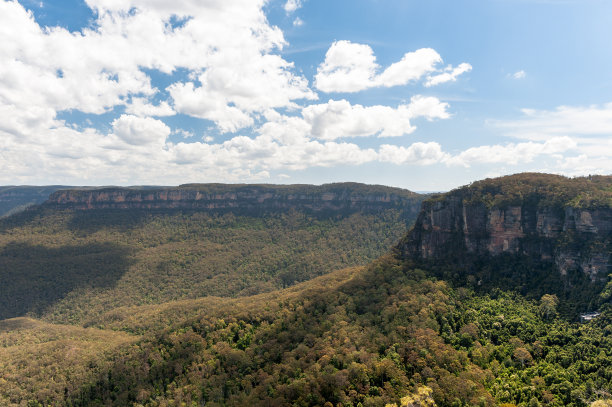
[399,174,611,311]
[43,183,424,216]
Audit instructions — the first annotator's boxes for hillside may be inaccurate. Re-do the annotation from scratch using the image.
[19,256,609,407]
[1,174,611,406]
[0,186,68,217]
[0,182,425,324]
[400,173,612,315]
[0,317,137,405]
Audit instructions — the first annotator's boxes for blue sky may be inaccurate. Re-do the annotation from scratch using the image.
[1,0,611,190]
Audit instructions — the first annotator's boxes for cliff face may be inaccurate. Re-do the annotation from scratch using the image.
[401,174,612,283]
[43,183,424,216]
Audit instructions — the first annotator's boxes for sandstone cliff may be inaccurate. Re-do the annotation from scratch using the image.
[43,183,424,216]
[400,174,612,284]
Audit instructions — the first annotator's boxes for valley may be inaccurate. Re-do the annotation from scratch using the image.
[0,174,610,406]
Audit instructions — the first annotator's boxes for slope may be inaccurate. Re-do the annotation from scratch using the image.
[0,317,136,406]
[0,186,68,217]
[2,174,611,406]
[0,182,425,324]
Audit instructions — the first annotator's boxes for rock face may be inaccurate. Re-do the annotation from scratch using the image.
[43,183,424,216]
[401,174,612,283]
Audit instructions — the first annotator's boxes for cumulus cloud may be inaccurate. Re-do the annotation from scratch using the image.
[0,0,314,133]
[305,97,449,139]
[314,41,380,93]
[481,103,612,176]
[425,63,472,87]
[446,136,577,167]
[379,142,449,165]
[125,98,175,117]
[259,97,450,141]
[377,48,443,87]
[512,70,526,79]
[314,41,469,93]
[0,0,466,185]
[167,54,316,133]
[112,115,171,146]
[284,0,302,13]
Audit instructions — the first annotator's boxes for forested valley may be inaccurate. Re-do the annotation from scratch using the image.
[0,175,610,407]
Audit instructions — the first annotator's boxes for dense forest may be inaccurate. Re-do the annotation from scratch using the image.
[0,183,424,324]
[401,173,612,317]
[0,174,610,406]
[2,256,611,406]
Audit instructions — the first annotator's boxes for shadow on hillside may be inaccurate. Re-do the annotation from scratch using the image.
[0,317,39,332]
[66,209,150,233]
[0,241,133,320]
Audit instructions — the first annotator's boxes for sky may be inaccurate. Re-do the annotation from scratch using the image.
[1,0,611,191]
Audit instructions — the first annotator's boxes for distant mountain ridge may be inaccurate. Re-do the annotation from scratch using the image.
[0,185,164,217]
[43,183,422,214]
[0,186,68,217]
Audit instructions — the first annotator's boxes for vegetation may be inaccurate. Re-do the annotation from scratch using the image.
[0,175,610,406]
[0,317,136,406]
[47,256,612,406]
[0,186,68,217]
[0,184,423,324]
[407,174,612,318]
[444,173,612,210]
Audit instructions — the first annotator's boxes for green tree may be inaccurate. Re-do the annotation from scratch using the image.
[539,294,558,320]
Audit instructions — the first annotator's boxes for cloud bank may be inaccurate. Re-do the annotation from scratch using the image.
[2,0,602,187]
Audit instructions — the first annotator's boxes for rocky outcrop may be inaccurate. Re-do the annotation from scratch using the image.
[401,174,612,283]
[42,183,424,216]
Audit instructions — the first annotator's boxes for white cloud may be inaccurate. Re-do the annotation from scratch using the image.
[167,53,316,132]
[293,17,304,27]
[497,103,612,141]
[168,82,255,133]
[512,70,526,79]
[0,0,314,133]
[112,114,171,146]
[126,97,175,117]
[284,0,302,13]
[314,41,469,93]
[405,95,451,121]
[483,103,612,176]
[260,96,449,141]
[314,41,379,93]
[446,136,577,167]
[0,0,464,185]
[377,48,443,87]
[174,129,194,139]
[425,63,472,87]
[379,142,449,165]
[303,100,415,140]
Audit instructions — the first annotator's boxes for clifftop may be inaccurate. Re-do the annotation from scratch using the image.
[44,183,423,214]
[399,173,612,313]
[434,173,612,209]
